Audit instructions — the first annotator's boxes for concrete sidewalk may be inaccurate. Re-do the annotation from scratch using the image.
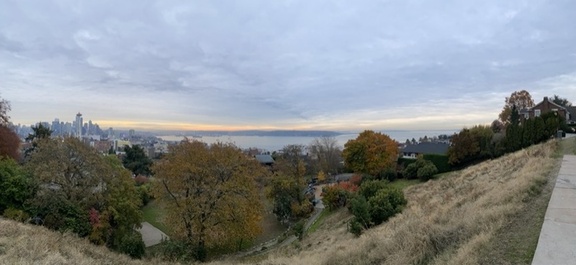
[138,222,169,247]
[532,155,576,265]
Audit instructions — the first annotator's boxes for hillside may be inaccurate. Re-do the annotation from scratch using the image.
[0,140,565,265]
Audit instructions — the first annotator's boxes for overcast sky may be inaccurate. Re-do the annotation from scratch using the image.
[1,0,575,131]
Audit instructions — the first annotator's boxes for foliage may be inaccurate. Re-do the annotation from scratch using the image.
[122,145,152,176]
[292,219,305,240]
[0,158,36,214]
[347,180,407,235]
[3,207,30,222]
[422,154,450,173]
[26,138,143,256]
[358,179,389,199]
[322,185,349,211]
[448,125,494,166]
[343,130,399,176]
[368,188,406,225]
[0,125,20,161]
[114,230,146,259]
[417,162,438,181]
[24,123,52,159]
[348,195,370,229]
[499,90,535,124]
[403,158,438,181]
[551,94,572,107]
[308,136,343,175]
[317,170,326,183]
[268,173,311,222]
[152,140,264,261]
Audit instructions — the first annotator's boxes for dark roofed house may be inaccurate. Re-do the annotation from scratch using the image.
[255,154,274,166]
[402,142,450,159]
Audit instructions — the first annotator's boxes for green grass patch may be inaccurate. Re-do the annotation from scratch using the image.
[142,200,171,235]
[306,208,330,235]
[389,179,420,190]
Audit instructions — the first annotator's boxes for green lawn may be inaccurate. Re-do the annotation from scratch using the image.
[306,208,330,235]
[389,178,420,190]
[141,200,171,235]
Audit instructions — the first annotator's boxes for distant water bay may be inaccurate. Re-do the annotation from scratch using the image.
[158,130,457,152]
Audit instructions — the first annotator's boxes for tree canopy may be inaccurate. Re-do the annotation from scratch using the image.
[122,145,152,176]
[342,130,398,176]
[499,90,535,124]
[0,95,10,126]
[552,94,572,107]
[152,140,264,261]
[308,136,342,175]
[26,137,143,256]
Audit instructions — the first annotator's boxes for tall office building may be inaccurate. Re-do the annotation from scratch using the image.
[75,112,83,138]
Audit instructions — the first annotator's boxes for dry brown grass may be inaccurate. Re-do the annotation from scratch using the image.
[0,218,173,265]
[0,141,560,265]
[245,140,559,265]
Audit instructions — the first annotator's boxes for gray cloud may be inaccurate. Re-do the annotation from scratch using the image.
[1,0,576,130]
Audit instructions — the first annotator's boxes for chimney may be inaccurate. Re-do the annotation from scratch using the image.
[544,96,548,102]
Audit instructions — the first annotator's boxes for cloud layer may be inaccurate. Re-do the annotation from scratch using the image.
[2,0,576,130]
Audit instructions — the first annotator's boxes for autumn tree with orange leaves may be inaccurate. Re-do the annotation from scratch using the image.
[499,90,535,124]
[0,96,20,161]
[342,130,399,177]
[153,140,264,261]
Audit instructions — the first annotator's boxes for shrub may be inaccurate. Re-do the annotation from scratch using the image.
[348,218,363,236]
[422,154,450,173]
[348,195,370,228]
[3,207,30,222]
[417,163,438,182]
[322,185,349,210]
[117,231,145,258]
[358,180,389,199]
[368,187,407,225]
[292,219,305,240]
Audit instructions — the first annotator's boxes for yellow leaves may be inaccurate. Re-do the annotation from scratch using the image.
[152,140,264,250]
[343,130,399,176]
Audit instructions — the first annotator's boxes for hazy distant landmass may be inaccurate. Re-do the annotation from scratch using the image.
[153,130,342,137]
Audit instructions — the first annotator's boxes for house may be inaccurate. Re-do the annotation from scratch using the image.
[523,97,571,122]
[402,142,450,159]
[255,154,274,166]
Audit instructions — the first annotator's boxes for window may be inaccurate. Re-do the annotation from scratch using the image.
[535,109,541,117]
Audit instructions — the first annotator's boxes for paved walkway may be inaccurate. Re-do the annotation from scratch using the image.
[138,222,169,247]
[532,154,576,265]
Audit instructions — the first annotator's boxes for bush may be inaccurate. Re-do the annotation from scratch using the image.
[368,187,407,225]
[348,218,363,236]
[404,158,438,181]
[114,230,146,258]
[422,154,450,173]
[292,219,305,240]
[417,163,438,182]
[3,207,29,222]
[348,195,370,228]
[358,180,389,199]
[322,185,349,211]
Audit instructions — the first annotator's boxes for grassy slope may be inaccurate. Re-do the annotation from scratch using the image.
[0,218,172,265]
[0,139,567,265]
[245,140,561,265]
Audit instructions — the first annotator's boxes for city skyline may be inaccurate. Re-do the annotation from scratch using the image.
[2,1,576,131]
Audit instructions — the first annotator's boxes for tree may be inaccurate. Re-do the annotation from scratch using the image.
[342,130,398,177]
[152,141,264,261]
[0,158,36,214]
[448,125,494,166]
[122,145,152,176]
[308,136,342,175]
[552,94,572,107]
[499,90,535,124]
[0,125,20,161]
[24,123,52,159]
[26,137,143,255]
